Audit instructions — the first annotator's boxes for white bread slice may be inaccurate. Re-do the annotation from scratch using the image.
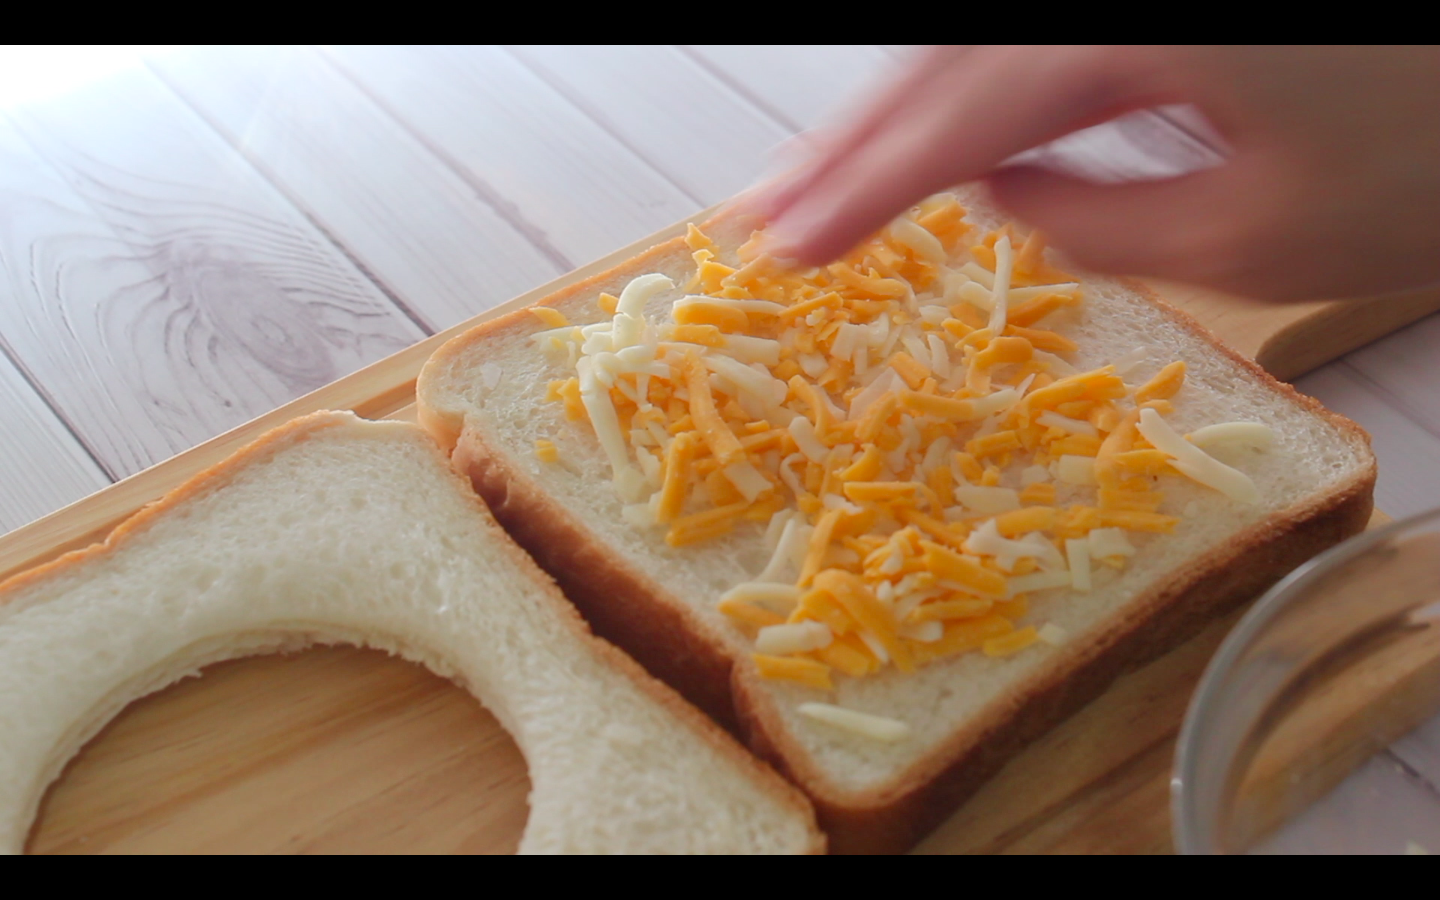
[417,196,1377,853]
[0,411,823,855]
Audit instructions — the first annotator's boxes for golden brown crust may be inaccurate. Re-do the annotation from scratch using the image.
[0,410,826,855]
[0,412,354,600]
[416,211,1378,854]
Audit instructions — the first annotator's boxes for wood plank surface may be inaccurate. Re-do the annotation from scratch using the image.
[0,65,423,479]
[682,45,896,131]
[323,45,701,268]
[0,352,108,533]
[3,45,1440,855]
[7,237,1427,854]
[147,45,565,332]
[505,45,790,206]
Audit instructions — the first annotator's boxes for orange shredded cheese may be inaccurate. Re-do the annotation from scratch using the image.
[530,307,569,328]
[528,196,1274,702]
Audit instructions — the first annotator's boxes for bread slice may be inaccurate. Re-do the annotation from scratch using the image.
[416,197,1376,853]
[0,411,823,855]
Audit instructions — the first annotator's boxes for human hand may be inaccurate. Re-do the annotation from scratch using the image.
[744,46,1440,302]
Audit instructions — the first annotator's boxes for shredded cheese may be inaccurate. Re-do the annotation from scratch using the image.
[523,197,1277,714]
[797,703,912,743]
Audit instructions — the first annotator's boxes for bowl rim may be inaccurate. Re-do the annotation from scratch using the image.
[1171,505,1440,854]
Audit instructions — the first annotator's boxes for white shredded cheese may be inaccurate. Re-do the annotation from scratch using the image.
[798,352,828,378]
[1032,350,1078,377]
[1038,623,1069,646]
[956,279,992,312]
[967,387,1021,419]
[1065,537,1093,593]
[1037,410,1099,437]
[1056,454,1098,486]
[798,703,912,743]
[636,446,662,488]
[919,436,952,476]
[479,362,502,389]
[987,235,1013,333]
[1006,283,1079,302]
[1022,532,1068,571]
[673,295,786,316]
[704,354,785,409]
[890,215,947,267]
[899,620,944,643]
[788,416,829,463]
[758,516,807,583]
[756,621,833,655]
[578,358,645,496]
[847,370,901,421]
[723,461,772,502]
[616,273,673,317]
[919,304,951,325]
[959,262,994,290]
[954,485,1021,514]
[1137,408,1260,504]
[894,587,945,621]
[718,334,782,366]
[1087,527,1136,558]
[1020,465,1051,486]
[1006,570,1074,596]
[1111,345,1151,376]
[963,519,1043,563]
[1186,421,1276,453]
[777,452,806,499]
[621,503,655,528]
[926,332,951,378]
[763,509,792,549]
[857,631,890,665]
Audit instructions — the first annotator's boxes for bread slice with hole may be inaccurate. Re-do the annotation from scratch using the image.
[0,411,824,855]
[416,198,1376,854]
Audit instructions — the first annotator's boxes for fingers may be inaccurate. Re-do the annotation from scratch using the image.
[983,161,1258,282]
[740,46,967,224]
[756,46,1166,265]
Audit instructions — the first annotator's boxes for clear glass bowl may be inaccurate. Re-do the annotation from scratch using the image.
[1173,507,1440,854]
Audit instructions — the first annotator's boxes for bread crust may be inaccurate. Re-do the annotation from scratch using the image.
[419,213,1378,854]
[1,411,825,855]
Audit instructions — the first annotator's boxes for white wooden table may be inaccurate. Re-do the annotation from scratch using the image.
[2,45,1437,853]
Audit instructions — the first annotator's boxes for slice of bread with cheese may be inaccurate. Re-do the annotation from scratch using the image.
[0,412,824,855]
[416,191,1376,853]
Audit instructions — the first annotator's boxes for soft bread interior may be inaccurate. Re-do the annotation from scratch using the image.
[418,198,1375,796]
[0,413,821,855]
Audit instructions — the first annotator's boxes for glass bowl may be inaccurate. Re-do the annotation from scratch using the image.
[1173,507,1440,854]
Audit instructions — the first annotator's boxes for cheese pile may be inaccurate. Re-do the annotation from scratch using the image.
[535,194,1272,696]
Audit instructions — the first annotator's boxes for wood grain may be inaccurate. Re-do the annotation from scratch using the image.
[2,211,1415,853]
[29,647,528,855]
[147,45,565,333]
[0,207,724,591]
[323,45,701,269]
[1150,280,1440,383]
[0,66,423,479]
[4,45,1439,854]
[0,351,108,534]
[682,45,896,131]
[505,45,790,206]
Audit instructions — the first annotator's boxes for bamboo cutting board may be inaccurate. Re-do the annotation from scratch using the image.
[7,209,1439,855]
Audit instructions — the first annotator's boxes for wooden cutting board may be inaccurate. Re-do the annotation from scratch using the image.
[6,209,1438,855]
